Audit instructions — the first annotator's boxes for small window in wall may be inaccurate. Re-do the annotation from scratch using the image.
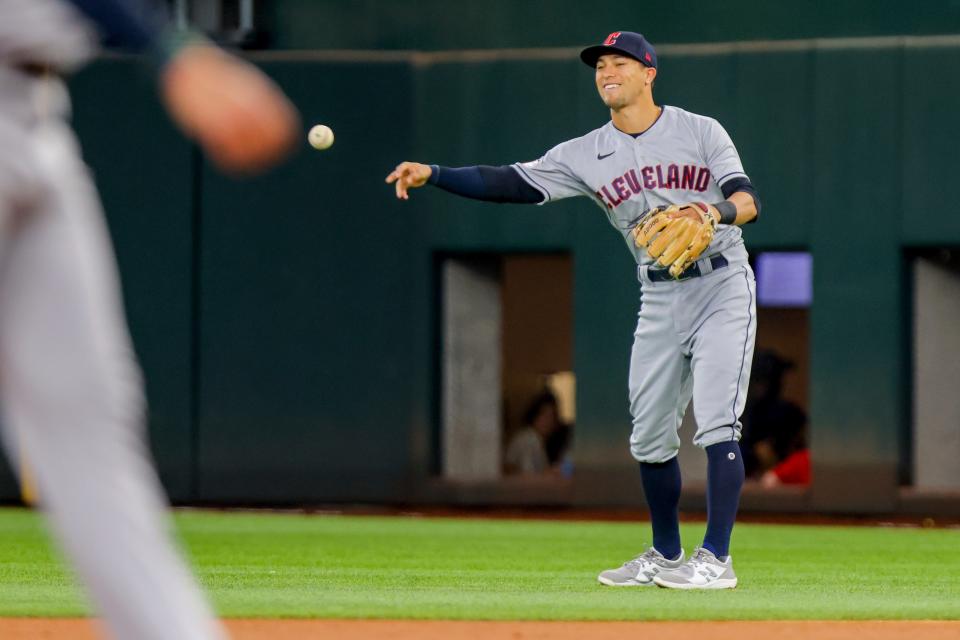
[755,252,813,307]
[678,251,812,491]
[439,253,574,482]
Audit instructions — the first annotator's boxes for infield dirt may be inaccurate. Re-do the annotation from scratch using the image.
[3,619,960,639]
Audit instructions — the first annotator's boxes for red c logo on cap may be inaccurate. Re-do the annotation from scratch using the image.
[645,52,652,62]
[603,32,621,46]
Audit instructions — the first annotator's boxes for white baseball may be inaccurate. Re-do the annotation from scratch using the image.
[308,124,334,150]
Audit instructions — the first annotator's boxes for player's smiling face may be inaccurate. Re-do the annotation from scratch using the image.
[595,54,653,109]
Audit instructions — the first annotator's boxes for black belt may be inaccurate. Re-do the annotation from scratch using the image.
[646,254,729,282]
[15,62,53,77]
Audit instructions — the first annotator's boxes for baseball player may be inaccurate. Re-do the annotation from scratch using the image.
[387,31,760,590]
[0,1,297,637]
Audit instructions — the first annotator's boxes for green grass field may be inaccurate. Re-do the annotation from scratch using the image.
[0,508,957,620]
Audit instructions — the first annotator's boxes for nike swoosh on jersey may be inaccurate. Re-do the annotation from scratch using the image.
[597,151,616,160]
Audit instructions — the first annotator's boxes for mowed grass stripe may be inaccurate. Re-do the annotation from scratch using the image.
[0,508,957,619]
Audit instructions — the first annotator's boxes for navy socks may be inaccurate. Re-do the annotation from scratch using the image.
[639,441,745,561]
[702,440,745,558]
[638,457,682,560]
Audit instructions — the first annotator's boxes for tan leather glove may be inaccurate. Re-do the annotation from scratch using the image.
[632,202,719,278]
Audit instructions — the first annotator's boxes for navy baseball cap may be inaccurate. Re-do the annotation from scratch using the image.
[580,31,657,69]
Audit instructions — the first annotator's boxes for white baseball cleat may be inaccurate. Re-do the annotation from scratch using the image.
[653,546,738,590]
[597,547,685,586]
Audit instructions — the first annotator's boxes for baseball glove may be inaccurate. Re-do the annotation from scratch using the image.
[632,202,719,279]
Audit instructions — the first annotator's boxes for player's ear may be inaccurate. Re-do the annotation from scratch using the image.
[646,67,657,86]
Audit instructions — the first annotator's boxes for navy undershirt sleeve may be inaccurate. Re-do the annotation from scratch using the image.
[720,176,761,223]
[427,165,544,204]
[64,0,168,51]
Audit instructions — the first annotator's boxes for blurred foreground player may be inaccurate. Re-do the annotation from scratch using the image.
[0,0,298,637]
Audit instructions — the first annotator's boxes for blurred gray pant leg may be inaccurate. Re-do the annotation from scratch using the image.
[0,118,225,640]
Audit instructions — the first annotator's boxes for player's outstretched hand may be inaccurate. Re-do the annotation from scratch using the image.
[386,162,432,200]
[160,44,300,175]
[669,201,720,225]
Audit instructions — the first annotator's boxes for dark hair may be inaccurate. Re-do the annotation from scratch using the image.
[523,391,558,426]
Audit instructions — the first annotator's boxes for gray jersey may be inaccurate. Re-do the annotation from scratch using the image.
[0,1,95,128]
[0,0,95,70]
[513,105,749,265]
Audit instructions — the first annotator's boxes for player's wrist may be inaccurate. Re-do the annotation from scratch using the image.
[427,165,440,185]
[153,28,211,71]
[712,200,738,225]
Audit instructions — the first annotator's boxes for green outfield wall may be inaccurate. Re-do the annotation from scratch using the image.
[1,34,958,513]
[261,0,960,51]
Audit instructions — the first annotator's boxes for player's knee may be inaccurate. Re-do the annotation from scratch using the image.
[694,425,742,450]
[4,355,145,432]
[629,436,680,464]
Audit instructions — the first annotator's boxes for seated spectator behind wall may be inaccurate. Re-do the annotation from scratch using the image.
[505,391,572,476]
[740,349,809,485]
[761,448,810,487]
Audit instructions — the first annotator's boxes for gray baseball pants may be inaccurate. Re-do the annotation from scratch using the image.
[628,256,757,463]
[0,70,224,640]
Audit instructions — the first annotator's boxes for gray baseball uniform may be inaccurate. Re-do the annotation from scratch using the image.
[0,1,224,638]
[514,106,757,462]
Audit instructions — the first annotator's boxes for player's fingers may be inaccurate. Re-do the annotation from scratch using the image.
[648,219,689,258]
[388,163,425,199]
[636,214,671,248]
[395,178,408,200]
[387,163,409,183]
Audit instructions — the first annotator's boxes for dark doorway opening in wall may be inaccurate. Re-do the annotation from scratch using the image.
[675,251,812,492]
[909,249,960,492]
[742,251,811,491]
[436,252,575,488]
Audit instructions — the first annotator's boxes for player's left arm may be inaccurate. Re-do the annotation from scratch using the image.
[670,179,760,227]
[64,0,299,174]
[700,118,761,226]
[716,176,761,226]
[62,0,167,53]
